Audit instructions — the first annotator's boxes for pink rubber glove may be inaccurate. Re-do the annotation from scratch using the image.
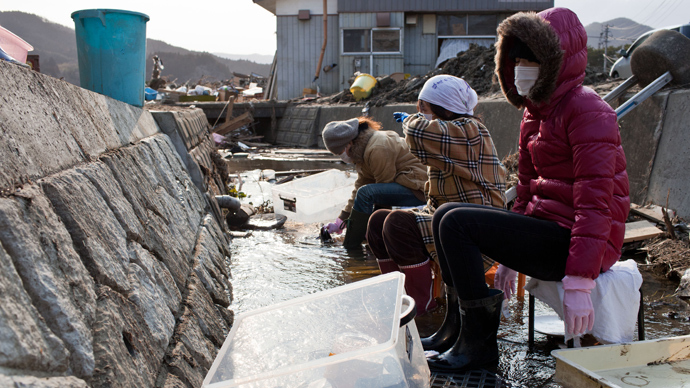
[562,275,596,336]
[494,264,518,300]
[325,218,346,234]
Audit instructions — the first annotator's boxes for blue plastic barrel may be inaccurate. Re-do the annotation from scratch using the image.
[71,9,150,107]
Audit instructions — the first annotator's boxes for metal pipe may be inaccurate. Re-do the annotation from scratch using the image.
[313,0,328,82]
[215,195,241,210]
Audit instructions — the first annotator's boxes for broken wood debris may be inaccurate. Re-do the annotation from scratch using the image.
[214,111,253,136]
[624,220,664,243]
[631,203,676,225]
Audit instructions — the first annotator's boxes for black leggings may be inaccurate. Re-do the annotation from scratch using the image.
[432,203,572,301]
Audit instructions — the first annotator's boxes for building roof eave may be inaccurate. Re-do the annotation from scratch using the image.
[253,0,276,15]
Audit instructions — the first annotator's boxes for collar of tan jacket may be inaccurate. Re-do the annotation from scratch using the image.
[349,128,376,165]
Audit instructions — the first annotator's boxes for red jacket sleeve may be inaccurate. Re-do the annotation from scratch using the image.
[565,97,619,279]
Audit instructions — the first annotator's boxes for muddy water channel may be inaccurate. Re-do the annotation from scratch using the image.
[227,170,690,388]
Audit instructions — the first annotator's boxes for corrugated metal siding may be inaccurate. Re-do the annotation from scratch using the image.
[276,15,340,100]
[338,12,405,86]
[404,21,438,77]
[337,0,554,12]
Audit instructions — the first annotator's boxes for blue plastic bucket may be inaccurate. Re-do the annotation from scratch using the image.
[71,9,150,107]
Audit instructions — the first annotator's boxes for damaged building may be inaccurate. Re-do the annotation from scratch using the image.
[252,0,554,100]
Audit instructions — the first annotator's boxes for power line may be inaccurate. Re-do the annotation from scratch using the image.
[630,2,655,22]
[638,0,673,26]
[648,0,684,28]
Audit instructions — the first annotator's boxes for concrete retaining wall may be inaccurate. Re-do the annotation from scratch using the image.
[0,61,233,387]
[631,90,690,219]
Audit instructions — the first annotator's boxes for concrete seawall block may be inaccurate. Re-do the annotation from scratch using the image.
[41,170,131,294]
[91,285,160,388]
[0,185,96,377]
[150,109,210,192]
[129,241,182,317]
[0,61,159,192]
[0,244,70,373]
[0,375,88,387]
[127,262,176,351]
[192,226,231,308]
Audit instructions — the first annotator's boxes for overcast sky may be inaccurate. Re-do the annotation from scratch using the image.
[1,0,689,57]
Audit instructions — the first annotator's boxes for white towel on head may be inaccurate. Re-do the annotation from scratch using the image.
[418,75,478,116]
[524,259,643,344]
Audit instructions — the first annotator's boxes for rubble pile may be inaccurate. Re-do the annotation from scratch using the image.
[309,44,618,106]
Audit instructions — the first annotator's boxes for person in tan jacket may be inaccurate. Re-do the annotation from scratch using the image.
[322,117,428,250]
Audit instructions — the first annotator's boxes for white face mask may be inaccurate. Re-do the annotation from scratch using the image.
[339,151,353,164]
[514,65,540,96]
[423,113,433,121]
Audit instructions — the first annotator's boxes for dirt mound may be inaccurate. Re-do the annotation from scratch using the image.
[306,44,620,106]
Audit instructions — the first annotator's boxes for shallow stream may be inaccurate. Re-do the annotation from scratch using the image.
[227,170,690,387]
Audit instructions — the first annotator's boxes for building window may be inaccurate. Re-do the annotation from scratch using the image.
[438,14,467,36]
[468,15,497,35]
[438,14,499,37]
[372,29,400,53]
[342,28,401,54]
[343,29,370,53]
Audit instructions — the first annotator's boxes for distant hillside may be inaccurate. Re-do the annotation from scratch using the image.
[0,11,270,86]
[585,17,653,48]
[215,52,274,65]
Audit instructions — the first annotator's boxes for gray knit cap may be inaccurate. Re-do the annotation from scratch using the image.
[322,118,359,154]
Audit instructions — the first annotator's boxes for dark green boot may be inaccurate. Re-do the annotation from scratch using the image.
[343,209,370,250]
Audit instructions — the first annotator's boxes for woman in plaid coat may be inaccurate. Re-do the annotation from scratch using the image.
[366,75,506,326]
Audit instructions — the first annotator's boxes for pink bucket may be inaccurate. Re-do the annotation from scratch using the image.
[0,25,33,63]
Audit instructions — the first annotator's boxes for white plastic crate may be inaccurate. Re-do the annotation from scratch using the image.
[203,273,430,388]
[272,169,357,224]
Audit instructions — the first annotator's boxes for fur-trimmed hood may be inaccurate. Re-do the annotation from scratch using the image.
[495,8,587,114]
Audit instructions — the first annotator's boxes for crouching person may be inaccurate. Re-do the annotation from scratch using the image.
[321,117,428,250]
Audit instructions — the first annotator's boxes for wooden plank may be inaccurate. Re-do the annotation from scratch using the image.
[624,220,663,243]
[213,112,252,136]
[630,203,676,224]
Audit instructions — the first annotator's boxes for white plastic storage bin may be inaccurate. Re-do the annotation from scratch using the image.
[272,169,357,224]
[203,273,430,388]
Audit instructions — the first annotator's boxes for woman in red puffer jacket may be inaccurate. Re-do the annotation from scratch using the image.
[426,7,630,373]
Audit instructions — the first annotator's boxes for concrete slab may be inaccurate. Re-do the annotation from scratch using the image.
[645,90,690,219]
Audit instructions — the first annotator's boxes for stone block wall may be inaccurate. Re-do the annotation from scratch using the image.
[0,62,232,387]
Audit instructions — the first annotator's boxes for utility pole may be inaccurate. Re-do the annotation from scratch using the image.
[601,24,611,73]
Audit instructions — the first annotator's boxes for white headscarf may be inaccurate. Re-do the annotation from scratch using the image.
[418,75,478,116]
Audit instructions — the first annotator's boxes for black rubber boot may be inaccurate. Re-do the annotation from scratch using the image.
[421,286,460,353]
[343,209,370,250]
[427,289,503,373]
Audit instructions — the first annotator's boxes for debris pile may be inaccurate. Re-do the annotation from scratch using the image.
[148,72,268,104]
[305,44,620,106]
[501,152,519,190]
